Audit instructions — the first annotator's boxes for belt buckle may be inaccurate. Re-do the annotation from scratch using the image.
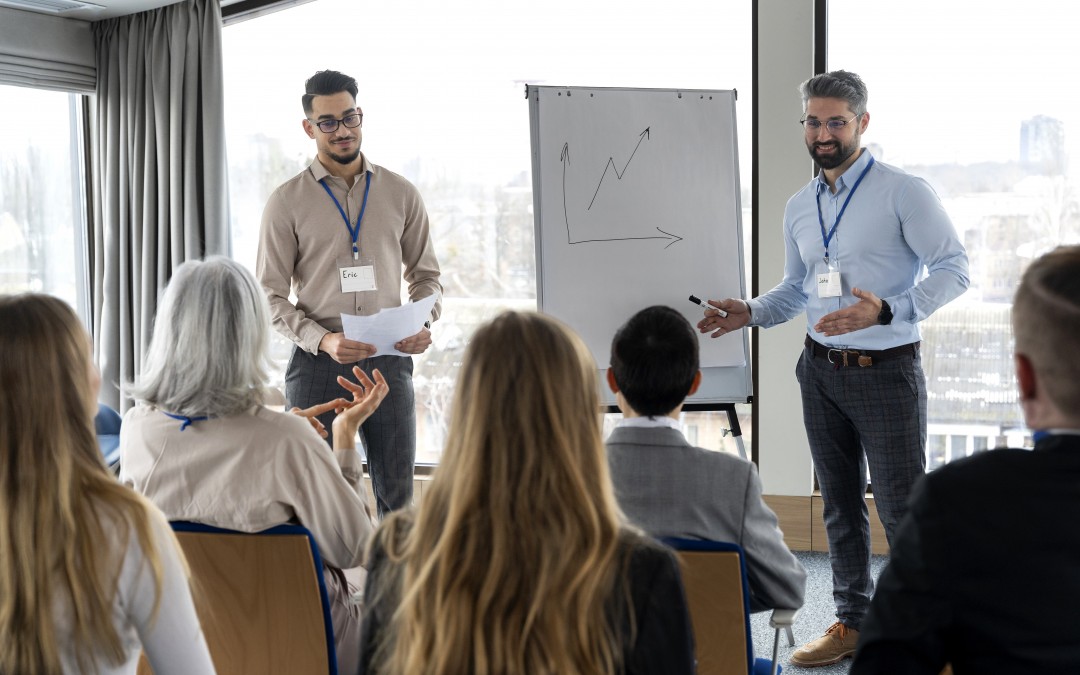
[827,348,845,366]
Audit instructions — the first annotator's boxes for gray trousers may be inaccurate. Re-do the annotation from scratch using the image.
[795,340,927,630]
[286,347,415,517]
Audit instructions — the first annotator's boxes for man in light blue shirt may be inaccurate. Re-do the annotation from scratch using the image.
[698,70,969,668]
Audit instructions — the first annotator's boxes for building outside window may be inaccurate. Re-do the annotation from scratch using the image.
[830,0,1080,466]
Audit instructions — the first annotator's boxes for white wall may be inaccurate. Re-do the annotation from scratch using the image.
[754,0,817,497]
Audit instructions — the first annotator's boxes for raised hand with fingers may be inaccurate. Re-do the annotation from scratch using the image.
[331,366,390,450]
[290,397,351,439]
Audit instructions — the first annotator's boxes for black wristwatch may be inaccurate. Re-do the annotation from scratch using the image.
[877,299,893,326]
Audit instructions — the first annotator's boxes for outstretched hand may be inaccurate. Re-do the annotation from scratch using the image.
[331,366,390,450]
[696,298,751,338]
[814,287,882,337]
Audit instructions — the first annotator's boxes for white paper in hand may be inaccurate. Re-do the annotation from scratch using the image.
[340,294,438,357]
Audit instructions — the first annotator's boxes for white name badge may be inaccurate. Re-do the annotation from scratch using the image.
[815,260,842,298]
[339,263,377,293]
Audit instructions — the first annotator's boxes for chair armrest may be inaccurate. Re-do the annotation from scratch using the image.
[769,608,798,629]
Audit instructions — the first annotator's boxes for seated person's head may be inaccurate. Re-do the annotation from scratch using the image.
[1012,245,1080,428]
[608,305,701,417]
[436,309,611,509]
[0,294,170,671]
[375,310,631,673]
[1,293,100,461]
[132,256,272,416]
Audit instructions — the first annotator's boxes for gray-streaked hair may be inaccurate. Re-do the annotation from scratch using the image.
[1012,245,1080,416]
[130,256,272,417]
[799,70,868,115]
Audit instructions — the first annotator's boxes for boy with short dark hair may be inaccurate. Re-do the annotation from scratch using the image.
[606,305,806,612]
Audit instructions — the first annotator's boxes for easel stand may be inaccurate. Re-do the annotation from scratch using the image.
[603,401,750,460]
[682,402,748,460]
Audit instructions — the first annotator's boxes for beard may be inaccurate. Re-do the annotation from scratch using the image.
[328,147,361,165]
[807,137,858,170]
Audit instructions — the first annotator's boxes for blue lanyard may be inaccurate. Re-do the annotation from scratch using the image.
[816,156,875,263]
[319,171,372,260]
[162,411,208,431]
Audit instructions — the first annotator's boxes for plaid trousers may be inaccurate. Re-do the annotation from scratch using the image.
[796,340,927,629]
[286,347,416,518]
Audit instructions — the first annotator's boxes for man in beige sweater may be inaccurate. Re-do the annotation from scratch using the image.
[257,69,442,517]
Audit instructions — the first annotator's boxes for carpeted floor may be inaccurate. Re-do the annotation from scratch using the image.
[749,550,890,674]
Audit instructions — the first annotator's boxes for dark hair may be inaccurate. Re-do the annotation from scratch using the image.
[799,70,868,115]
[302,70,359,116]
[609,305,699,416]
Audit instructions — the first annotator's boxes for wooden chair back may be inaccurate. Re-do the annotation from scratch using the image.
[138,523,336,675]
[666,541,754,675]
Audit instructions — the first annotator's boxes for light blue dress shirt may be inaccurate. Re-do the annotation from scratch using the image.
[747,149,969,350]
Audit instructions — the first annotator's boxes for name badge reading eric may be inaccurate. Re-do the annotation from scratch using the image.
[339,263,377,293]
[815,260,841,298]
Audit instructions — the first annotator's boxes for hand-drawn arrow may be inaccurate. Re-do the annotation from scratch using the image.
[560,140,683,249]
[588,127,650,210]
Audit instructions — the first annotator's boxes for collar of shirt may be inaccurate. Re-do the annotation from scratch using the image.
[308,154,373,184]
[616,415,682,430]
[1033,428,1080,439]
[814,147,873,196]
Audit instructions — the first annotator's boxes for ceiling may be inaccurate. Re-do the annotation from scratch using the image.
[0,0,241,21]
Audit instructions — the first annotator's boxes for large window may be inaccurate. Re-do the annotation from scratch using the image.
[0,85,88,322]
[830,1,1080,466]
[223,0,751,463]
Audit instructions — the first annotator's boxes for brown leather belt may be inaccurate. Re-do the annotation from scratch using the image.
[804,335,919,368]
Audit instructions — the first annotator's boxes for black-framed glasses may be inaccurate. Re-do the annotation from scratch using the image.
[310,111,363,134]
[800,114,860,133]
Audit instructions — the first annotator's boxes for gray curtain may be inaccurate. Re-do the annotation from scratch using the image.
[91,0,230,411]
[0,7,95,92]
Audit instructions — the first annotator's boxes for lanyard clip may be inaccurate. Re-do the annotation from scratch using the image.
[353,245,359,261]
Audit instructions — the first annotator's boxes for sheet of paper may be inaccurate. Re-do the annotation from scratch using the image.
[340,294,438,358]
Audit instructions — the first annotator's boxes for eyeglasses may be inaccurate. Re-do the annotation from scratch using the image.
[800,114,860,133]
[310,111,363,134]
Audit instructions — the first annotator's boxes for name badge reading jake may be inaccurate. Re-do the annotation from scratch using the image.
[338,256,377,293]
[815,260,841,298]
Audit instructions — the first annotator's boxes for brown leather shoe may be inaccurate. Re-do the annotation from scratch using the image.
[789,621,859,667]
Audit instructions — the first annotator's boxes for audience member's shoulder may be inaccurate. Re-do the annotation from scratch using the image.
[686,443,755,473]
[92,490,168,556]
[920,447,1041,507]
[122,404,153,424]
[931,446,1038,483]
[249,405,324,438]
[618,528,678,571]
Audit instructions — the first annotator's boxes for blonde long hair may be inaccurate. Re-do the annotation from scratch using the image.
[374,311,631,675]
[0,295,166,674]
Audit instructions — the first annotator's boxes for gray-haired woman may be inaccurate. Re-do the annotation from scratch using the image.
[119,256,385,671]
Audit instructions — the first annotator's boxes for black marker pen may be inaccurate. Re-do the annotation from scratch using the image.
[689,294,728,318]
